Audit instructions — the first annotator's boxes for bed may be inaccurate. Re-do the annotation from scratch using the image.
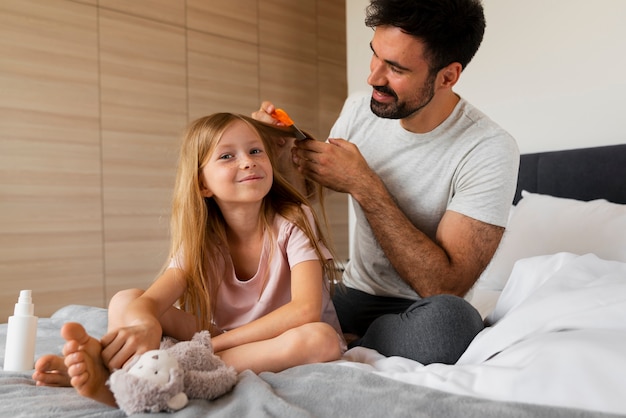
[2,144,626,418]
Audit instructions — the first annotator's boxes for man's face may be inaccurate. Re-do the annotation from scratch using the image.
[367,25,437,120]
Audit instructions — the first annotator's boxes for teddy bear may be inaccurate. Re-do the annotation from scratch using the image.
[107,331,237,416]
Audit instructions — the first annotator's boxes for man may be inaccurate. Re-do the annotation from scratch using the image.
[254,0,519,364]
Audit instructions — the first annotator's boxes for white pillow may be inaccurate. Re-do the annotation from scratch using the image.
[476,191,626,290]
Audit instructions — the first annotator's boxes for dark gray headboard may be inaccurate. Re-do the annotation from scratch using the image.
[514,143,626,205]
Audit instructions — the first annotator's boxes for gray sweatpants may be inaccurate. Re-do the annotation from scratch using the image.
[333,287,484,365]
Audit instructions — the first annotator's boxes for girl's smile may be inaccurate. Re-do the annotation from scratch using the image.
[238,173,264,183]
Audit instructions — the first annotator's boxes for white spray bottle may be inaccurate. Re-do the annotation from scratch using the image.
[3,290,38,371]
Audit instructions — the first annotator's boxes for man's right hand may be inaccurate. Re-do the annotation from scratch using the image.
[252,101,281,125]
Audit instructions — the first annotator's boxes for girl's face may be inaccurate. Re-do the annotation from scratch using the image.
[199,120,273,207]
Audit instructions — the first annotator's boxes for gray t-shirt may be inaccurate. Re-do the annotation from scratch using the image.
[331,92,519,299]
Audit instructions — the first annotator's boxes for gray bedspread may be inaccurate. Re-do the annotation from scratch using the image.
[0,305,619,418]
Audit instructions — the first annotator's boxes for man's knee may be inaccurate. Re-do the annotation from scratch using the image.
[406,294,484,341]
[359,294,484,364]
[410,294,483,329]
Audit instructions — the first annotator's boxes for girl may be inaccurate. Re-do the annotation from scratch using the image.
[33,113,345,406]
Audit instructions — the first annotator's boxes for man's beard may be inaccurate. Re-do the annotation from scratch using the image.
[370,76,436,120]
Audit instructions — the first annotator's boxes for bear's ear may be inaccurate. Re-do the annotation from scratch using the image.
[160,336,178,350]
[192,330,213,349]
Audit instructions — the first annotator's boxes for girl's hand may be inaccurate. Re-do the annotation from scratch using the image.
[100,320,162,371]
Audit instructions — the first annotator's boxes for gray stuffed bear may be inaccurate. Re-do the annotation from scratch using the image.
[108,331,237,416]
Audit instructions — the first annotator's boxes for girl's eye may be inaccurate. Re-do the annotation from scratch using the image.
[218,153,233,160]
[250,148,263,155]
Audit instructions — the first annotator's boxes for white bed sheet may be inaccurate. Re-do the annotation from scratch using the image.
[337,253,626,416]
[467,288,500,320]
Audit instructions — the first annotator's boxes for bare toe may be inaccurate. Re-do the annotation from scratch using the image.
[32,354,71,387]
[60,322,117,407]
[61,322,92,349]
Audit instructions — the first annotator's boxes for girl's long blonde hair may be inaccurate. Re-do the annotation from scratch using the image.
[167,113,339,331]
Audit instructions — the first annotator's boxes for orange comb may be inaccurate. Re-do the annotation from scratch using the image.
[270,108,307,140]
[271,108,295,126]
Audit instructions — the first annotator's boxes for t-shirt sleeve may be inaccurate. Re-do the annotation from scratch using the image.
[284,206,333,268]
[167,249,184,270]
[448,132,519,227]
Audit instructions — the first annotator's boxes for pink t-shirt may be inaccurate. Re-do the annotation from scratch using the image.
[169,206,342,335]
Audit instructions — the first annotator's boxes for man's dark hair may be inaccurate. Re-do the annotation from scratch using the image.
[365,0,486,73]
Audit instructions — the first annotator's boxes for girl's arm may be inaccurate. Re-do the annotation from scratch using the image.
[100,268,188,370]
[211,260,324,354]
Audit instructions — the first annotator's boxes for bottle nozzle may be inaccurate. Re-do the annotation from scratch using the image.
[14,289,34,316]
[18,290,32,304]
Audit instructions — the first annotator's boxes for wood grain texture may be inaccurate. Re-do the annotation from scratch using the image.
[317,0,348,66]
[187,0,258,44]
[317,0,349,261]
[99,10,187,298]
[0,0,348,320]
[99,0,186,26]
[259,0,318,137]
[187,30,259,120]
[0,0,103,318]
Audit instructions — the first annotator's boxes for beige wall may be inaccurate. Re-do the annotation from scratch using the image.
[0,0,348,320]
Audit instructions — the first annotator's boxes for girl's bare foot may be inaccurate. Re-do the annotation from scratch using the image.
[33,354,72,387]
[61,322,117,407]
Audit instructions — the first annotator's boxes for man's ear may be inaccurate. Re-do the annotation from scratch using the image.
[437,62,462,88]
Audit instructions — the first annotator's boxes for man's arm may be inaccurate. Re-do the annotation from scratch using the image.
[356,173,503,296]
[293,137,503,297]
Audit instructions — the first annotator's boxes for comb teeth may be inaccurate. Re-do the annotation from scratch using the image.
[271,108,307,140]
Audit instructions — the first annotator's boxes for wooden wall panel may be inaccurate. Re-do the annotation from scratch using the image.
[259,1,317,61]
[187,0,258,44]
[258,55,319,135]
[0,0,102,319]
[187,30,259,120]
[317,0,348,66]
[99,0,186,26]
[99,10,187,300]
[317,0,349,261]
[0,0,348,321]
[259,0,318,136]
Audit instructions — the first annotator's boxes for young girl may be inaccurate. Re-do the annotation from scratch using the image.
[33,113,345,406]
